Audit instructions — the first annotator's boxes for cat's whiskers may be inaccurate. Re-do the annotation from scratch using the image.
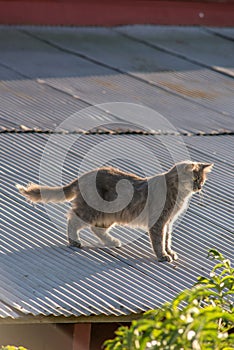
[198,185,210,206]
[198,189,204,206]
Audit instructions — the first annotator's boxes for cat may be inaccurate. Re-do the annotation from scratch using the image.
[16,160,213,262]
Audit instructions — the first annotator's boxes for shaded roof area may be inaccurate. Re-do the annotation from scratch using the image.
[1,26,233,323]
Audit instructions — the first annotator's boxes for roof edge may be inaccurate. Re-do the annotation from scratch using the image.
[0,312,145,325]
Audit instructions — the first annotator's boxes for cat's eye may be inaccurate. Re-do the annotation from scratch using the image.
[193,176,199,182]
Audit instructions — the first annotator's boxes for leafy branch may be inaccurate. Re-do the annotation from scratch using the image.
[104,249,234,350]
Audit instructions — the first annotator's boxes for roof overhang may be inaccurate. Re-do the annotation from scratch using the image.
[0,312,144,325]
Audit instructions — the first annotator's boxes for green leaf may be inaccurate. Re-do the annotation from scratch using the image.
[213,263,227,272]
[208,249,224,261]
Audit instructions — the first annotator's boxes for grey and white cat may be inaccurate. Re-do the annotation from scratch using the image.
[16,160,213,262]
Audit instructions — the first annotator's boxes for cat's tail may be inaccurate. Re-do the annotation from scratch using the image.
[16,179,78,203]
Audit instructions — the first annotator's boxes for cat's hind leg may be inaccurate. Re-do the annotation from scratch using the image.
[91,226,121,248]
[67,210,87,248]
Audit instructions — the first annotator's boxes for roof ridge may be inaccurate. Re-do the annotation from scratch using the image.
[1,126,233,137]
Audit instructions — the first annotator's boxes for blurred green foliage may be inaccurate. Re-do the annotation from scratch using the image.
[0,347,27,350]
[104,249,234,350]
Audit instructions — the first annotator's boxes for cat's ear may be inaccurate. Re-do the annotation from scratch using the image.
[200,163,214,173]
[184,162,196,172]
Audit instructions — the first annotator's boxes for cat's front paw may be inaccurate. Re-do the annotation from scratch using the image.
[158,254,173,263]
[68,239,82,248]
[168,250,178,261]
[106,238,122,248]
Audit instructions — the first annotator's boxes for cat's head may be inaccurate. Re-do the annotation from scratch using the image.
[185,161,214,192]
[191,162,213,192]
[175,161,213,193]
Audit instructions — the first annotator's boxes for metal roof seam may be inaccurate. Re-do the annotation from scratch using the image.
[203,27,234,43]
[1,128,234,136]
[20,28,234,118]
[113,27,234,80]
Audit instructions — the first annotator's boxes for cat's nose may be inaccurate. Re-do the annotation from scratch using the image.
[193,182,201,191]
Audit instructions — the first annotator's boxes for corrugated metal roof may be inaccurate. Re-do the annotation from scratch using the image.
[1,133,233,321]
[116,26,234,78]
[0,78,121,131]
[28,26,234,117]
[0,27,233,133]
[0,26,233,322]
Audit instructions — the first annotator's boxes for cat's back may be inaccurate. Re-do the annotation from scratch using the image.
[78,166,145,200]
[93,166,144,188]
[96,166,143,180]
